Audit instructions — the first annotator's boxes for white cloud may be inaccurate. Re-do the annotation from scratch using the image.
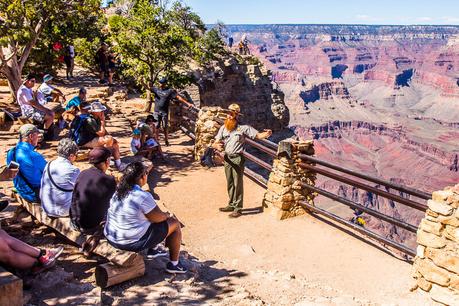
[441,16,459,24]
[416,17,433,22]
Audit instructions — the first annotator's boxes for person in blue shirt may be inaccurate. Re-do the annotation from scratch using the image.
[65,87,87,112]
[7,124,47,202]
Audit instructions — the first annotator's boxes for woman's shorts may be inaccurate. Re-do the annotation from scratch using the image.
[108,221,169,252]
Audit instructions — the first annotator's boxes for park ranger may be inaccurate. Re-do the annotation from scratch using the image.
[213,103,272,218]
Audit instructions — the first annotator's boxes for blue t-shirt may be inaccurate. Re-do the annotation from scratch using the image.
[7,142,47,202]
[65,96,81,111]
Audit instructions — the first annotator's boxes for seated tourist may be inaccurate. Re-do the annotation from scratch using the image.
[37,74,66,104]
[40,138,80,217]
[6,124,47,203]
[65,87,87,112]
[137,115,163,159]
[17,74,55,139]
[68,101,125,170]
[0,163,63,274]
[70,147,116,234]
[104,162,187,274]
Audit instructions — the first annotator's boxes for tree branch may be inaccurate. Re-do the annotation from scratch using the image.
[19,17,46,70]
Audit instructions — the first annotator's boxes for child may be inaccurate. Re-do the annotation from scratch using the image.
[138,115,165,159]
[130,129,142,155]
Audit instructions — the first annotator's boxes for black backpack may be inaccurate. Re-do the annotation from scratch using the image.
[68,114,92,146]
[200,147,216,168]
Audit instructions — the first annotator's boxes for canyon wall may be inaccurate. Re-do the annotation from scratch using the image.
[223,24,459,245]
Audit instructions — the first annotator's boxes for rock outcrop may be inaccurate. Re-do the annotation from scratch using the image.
[413,184,459,305]
[189,55,289,132]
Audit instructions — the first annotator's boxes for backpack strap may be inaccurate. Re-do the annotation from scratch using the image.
[11,147,41,200]
[46,160,73,192]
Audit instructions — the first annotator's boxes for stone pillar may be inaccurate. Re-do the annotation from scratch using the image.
[412,184,459,305]
[194,106,226,161]
[263,139,316,220]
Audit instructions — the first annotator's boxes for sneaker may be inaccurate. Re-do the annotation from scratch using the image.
[117,162,128,171]
[146,247,168,259]
[38,246,64,267]
[228,210,242,218]
[219,206,234,212]
[165,261,187,274]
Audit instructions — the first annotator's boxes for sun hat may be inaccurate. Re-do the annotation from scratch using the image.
[90,101,107,113]
[19,124,39,138]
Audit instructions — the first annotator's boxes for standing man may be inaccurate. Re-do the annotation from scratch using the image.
[96,42,109,84]
[212,103,272,218]
[151,77,193,146]
[64,44,75,80]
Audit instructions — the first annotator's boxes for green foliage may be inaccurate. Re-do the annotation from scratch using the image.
[74,37,102,70]
[108,0,225,91]
[26,1,105,73]
[0,0,103,73]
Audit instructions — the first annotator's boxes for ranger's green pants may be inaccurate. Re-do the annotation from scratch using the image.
[224,154,245,211]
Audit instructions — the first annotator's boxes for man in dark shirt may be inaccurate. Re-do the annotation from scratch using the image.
[151,77,193,146]
[70,147,116,233]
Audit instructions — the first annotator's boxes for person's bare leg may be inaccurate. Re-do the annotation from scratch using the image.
[164,218,181,261]
[0,230,40,257]
[111,139,121,160]
[44,111,55,129]
[0,230,39,269]
[70,59,75,78]
[108,72,114,85]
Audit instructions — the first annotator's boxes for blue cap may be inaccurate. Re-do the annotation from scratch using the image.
[133,129,141,135]
[158,77,168,84]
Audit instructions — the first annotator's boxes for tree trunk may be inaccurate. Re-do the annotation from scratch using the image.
[1,55,22,103]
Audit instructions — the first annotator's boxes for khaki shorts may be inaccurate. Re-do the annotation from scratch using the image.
[81,137,100,148]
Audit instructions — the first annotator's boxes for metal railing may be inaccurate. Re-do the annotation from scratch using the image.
[178,105,430,258]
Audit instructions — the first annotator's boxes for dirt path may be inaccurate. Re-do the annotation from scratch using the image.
[0,70,433,305]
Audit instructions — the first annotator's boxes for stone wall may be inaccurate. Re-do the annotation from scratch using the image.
[188,55,289,132]
[263,139,316,220]
[412,184,459,305]
[194,106,226,161]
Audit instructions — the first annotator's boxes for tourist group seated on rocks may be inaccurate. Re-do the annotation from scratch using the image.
[0,73,192,279]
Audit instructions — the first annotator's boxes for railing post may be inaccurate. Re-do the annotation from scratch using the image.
[194,106,226,161]
[263,139,316,220]
[412,184,459,305]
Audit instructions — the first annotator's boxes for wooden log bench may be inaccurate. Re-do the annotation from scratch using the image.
[0,266,23,306]
[13,193,145,288]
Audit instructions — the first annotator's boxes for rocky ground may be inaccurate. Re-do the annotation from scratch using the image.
[0,69,435,305]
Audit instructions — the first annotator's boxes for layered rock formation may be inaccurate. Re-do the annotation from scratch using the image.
[224,24,459,245]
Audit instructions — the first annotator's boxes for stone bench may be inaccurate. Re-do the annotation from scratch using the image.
[13,193,145,288]
[0,266,22,306]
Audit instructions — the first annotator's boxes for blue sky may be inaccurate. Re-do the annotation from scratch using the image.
[181,0,459,25]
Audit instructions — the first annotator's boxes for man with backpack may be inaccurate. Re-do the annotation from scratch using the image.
[6,124,47,203]
[69,101,125,171]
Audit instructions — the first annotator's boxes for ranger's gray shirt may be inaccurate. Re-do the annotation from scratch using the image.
[215,124,259,156]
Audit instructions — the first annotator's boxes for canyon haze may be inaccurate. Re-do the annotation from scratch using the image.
[228,24,459,246]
